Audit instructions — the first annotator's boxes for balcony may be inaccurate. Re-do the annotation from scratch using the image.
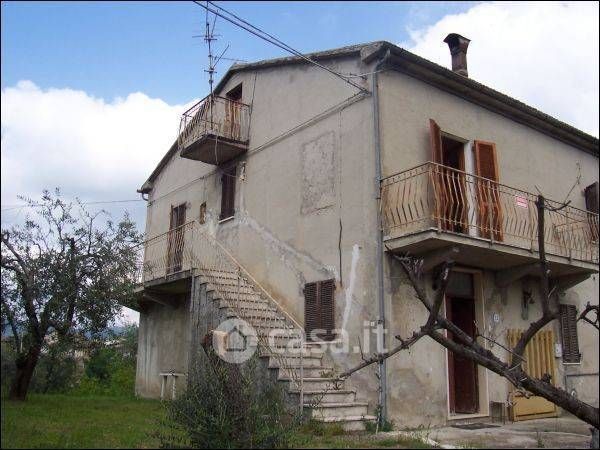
[381,162,598,280]
[177,95,250,165]
[133,222,196,302]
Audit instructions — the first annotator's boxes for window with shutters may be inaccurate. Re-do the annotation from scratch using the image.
[220,166,236,220]
[560,304,581,364]
[304,279,336,342]
[585,182,599,242]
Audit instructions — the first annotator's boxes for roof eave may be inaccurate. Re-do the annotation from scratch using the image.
[378,44,599,156]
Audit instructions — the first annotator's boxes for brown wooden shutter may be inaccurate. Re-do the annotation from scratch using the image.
[585,182,599,214]
[220,166,236,220]
[473,140,503,241]
[473,141,499,182]
[429,119,443,164]
[304,280,336,342]
[304,282,319,341]
[560,304,581,363]
[320,279,336,341]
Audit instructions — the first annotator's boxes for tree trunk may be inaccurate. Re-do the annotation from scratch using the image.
[9,343,42,401]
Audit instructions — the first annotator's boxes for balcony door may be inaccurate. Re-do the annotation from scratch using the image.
[430,120,468,233]
[225,84,242,141]
[167,204,186,274]
[430,119,503,241]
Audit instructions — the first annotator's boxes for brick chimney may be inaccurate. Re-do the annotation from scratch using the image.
[444,33,471,77]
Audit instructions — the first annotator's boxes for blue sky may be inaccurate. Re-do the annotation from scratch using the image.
[1,1,475,104]
[1,1,598,218]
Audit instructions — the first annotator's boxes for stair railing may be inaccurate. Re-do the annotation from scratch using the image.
[190,223,306,413]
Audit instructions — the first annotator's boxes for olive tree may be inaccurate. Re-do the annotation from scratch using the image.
[1,190,142,400]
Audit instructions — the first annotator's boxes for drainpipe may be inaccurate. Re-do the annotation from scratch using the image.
[372,57,387,425]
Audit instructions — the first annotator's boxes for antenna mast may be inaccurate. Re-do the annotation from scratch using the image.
[204,0,217,97]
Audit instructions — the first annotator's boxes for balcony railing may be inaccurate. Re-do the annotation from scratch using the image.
[177,95,250,164]
[380,162,599,265]
[133,221,196,284]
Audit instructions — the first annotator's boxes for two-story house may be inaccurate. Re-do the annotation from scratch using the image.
[133,36,599,430]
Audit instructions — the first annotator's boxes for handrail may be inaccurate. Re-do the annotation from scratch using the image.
[194,226,304,333]
[181,94,250,118]
[380,161,599,264]
[382,161,595,216]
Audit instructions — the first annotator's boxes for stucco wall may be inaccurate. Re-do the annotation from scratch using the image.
[135,296,190,398]
[378,69,599,425]
[140,57,383,407]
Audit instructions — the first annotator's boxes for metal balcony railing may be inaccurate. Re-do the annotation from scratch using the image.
[177,95,250,153]
[133,221,196,283]
[380,162,599,264]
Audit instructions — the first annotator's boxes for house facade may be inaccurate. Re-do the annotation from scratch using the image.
[134,38,599,428]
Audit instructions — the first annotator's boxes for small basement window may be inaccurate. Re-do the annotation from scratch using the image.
[220,166,236,220]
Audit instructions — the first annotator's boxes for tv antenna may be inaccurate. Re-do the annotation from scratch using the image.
[199,0,229,97]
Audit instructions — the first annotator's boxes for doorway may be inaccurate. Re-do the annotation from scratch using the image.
[167,204,186,274]
[446,271,479,414]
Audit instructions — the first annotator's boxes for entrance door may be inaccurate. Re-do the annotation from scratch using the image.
[167,204,186,274]
[446,272,479,414]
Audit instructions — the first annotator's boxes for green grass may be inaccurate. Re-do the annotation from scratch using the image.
[1,395,435,449]
[1,394,164,449]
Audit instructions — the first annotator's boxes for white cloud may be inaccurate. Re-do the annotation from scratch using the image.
[404,1,599,137]
[1,81,196,219]
[1,82,197,325]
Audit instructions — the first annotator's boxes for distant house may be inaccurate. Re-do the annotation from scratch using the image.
[132,36,599,429]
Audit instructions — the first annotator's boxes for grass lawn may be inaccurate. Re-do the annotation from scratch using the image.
[1,394,164,449]
[1,394,434,449]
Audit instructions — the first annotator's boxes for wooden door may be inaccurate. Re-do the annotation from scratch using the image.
[167,204,186,274]
[447,296,479,414]
[474,141,503,241]
[225,85,243,140]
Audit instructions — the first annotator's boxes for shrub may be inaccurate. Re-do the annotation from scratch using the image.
[73,344,135,397]
[157,351,302,449]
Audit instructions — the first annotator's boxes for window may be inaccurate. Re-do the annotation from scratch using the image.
[560,304,581,363]
[220,166,236,220]
[585,182,599,213]
[585,182,599,242]
[304,279,335,342]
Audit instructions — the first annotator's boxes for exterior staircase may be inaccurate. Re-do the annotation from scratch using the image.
[196,267,376,431]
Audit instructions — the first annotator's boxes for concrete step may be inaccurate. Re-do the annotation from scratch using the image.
[307,402,369,419]
[280,377,343,391]
[217,299,275,311]
[278,366,334,379]
[316,415,377,432]
[208,284,258,295]
[267,355,323,368]
[289,389,356,404]
[226,310,285,321]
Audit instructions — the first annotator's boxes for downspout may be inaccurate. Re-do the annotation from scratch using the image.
[372,52,389,425]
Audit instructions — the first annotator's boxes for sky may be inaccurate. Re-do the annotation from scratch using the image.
[2,1,599,323]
